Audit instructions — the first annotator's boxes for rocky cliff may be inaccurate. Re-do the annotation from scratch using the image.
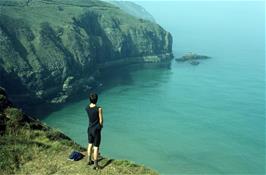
[0,0,173,108]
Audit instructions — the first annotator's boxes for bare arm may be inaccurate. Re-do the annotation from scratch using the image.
[98,107,103,127]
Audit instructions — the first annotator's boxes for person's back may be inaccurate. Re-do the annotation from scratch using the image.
[85,93,103,170]
[86,105,100,128]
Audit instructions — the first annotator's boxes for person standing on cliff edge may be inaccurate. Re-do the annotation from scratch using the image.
[86,93,103,170]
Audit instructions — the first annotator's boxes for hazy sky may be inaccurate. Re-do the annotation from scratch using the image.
[127,0,265,56]
[130,0,265,2]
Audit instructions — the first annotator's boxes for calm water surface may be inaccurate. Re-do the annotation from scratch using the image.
[42,1,265,174]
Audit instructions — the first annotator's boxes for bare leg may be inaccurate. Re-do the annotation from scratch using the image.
[87,143,93,164]
[93,146,99,168]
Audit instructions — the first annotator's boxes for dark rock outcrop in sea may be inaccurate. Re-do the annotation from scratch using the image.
[0,0,173,108]
[175,53,211,62]
[175,53,211,65]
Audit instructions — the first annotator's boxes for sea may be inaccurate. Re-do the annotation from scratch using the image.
[41,1,265,174]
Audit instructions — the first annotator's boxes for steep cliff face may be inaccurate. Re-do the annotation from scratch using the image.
[0,0,173,107]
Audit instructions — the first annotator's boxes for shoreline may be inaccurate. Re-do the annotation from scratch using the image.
[18,54,173,118]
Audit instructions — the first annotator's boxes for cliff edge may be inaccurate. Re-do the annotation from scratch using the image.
[103,0,156,22]
[0,87,158,174]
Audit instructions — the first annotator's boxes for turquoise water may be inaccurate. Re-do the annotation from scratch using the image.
[41,1,265,174]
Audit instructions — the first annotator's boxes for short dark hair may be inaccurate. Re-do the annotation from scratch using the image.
[89,93,98,104]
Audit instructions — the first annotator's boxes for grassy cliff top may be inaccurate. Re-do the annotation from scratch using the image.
[0,87,158,174]
[0,0,161,33]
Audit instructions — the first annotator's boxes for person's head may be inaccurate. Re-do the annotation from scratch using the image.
[89,93,98,104]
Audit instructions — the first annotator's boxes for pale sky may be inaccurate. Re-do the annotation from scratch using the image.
[127,0,265,2]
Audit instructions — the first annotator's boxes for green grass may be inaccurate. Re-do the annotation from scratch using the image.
[0,106,158,175]
[0,86,157,174]
[1,0,159,36]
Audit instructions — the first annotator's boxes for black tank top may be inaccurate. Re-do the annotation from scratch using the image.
[86,105,99,128]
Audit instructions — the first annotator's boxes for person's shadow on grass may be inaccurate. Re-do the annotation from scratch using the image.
[100,159,114,169]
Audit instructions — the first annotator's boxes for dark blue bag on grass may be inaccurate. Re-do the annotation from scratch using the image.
[68,151,84,161]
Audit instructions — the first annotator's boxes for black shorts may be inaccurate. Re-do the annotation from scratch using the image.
[88,126,101,147]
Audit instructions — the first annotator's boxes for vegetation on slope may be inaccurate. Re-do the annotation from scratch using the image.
[0,0,172,108]
[0,87,158,175]
[103,0,156,22]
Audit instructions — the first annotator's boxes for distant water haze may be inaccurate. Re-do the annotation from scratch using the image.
[42,1,265,174]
